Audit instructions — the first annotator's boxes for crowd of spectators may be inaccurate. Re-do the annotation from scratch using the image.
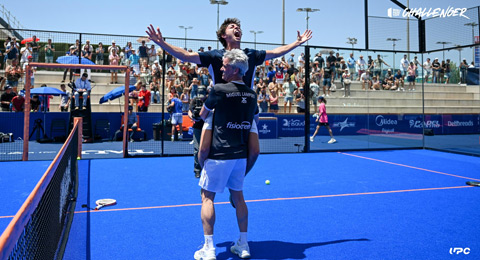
[0,35,478,114]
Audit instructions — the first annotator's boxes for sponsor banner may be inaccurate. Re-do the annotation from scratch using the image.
[441,114,480,134]
[277,115,305,137]
[258,118,278,139]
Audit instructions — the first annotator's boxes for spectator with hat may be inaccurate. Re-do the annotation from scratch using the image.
[108,40,119,55]
[11,90,25,112]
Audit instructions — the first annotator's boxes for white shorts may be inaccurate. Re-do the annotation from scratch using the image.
[171,113,183,124]
[199,158,247,193]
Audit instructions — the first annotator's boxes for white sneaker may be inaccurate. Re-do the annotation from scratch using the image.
[230,241,251,259]
[328,138,336,144]
[194,246,216,260]
[310,136,314,142]
[171,136,174,142]
[179,134,183,140]
[189,140,194,145]
[326,94,330,97]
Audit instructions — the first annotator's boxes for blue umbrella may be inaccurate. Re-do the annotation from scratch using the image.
[30,87,66,96]
[56,55,95,65]
[99,85,136,104]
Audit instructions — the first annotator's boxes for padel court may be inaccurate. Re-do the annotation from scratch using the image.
[2,149,478,259]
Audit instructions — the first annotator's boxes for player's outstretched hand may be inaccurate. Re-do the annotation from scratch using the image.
[297,29,313,45]
[146,25,164,46]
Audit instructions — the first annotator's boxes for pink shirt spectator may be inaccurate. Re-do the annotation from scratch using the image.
[318,103,328,123]
[109,54,119,65]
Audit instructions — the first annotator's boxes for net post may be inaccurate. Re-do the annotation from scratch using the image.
[22,65,32,161]
[123,68,130,158]
[74,117,83,159]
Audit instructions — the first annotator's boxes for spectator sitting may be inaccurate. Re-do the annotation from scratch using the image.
[121,106,138,142]
[137,83,151,112]
[1,85,16,111]
[360,70,372,90]
[150,81,160,104]
[30,95,40,112]
[371,76,381,90]
[11,92,24,112]
[394,70,405,91]
[74,73,91,110]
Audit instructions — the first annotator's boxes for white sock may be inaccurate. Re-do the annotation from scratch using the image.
[204,235,214,249]
[238,232,248,245]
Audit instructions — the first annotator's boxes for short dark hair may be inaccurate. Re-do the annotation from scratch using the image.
[217,18,241,48]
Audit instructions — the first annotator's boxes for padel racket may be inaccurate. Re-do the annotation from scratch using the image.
[466,181,480,187]
[95,199,117,210]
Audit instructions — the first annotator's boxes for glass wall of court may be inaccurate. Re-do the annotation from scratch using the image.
[0,26,478,161]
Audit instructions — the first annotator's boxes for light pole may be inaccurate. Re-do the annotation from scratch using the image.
[296,8,319,45]
[178,26,193,49]
[250,30,263,49]
[387,38,400,70]
[210,0,229,49]
[454,44,463,65]
[296,8,319,30]
[346,37,357,55]
[436,41,451,61]
[464,22,478,61]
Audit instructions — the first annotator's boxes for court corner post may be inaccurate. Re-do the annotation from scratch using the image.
[123,67,130,158]
[74,117,83,159]
[22,66,32,161]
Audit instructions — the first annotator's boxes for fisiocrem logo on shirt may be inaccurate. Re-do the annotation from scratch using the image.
[226,121,251,130]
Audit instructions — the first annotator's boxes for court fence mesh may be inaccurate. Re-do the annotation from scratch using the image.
[0,119,79,259]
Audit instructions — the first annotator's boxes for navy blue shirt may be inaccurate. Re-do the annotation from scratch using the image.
[204,82,258,160]
[199,48,266,88]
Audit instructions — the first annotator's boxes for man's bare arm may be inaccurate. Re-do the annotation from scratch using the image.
[198,129,212,168]
[265,30,312,60]
[245,132,260,175]
[146,24,201,64]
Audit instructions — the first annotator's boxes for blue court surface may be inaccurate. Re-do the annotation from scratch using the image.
[2,149,479,259]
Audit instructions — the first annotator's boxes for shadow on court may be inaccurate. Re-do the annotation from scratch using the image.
[216,239,371,259]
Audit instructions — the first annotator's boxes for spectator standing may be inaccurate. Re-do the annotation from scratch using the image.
[168,95,183,141]
[423,58,432,83]
[269,90,279,113]
[283,76,295,113]
[294,87,305,113]
[138,41,148,65]
[180,88,190,112]
[20,42,33,69]
[95,42,105,68]
[5,59,22,93]
[108,40,119,55]
[30,35,40,62]
[109,49,120,84]
[44,39,55,64]
[347,53,356,79]
[357,55,367,81]
[322,63,333,96]
[5,39,19,69]
[22,55,36,88]
[148,45,156,65]
[257,86,269,113]
[62,46,77,83]
[124,42,133,62]
[444,59,451,84]
[432,58,441,83]
[287,53,295,68]
[373,54,389,80]
[310,78,320,111]
[342,69,352,97]
[81,45,93,80]
[407,61,416,91]
[128,49,140,75]
[400,54,409,77]
[459,59,468,84]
